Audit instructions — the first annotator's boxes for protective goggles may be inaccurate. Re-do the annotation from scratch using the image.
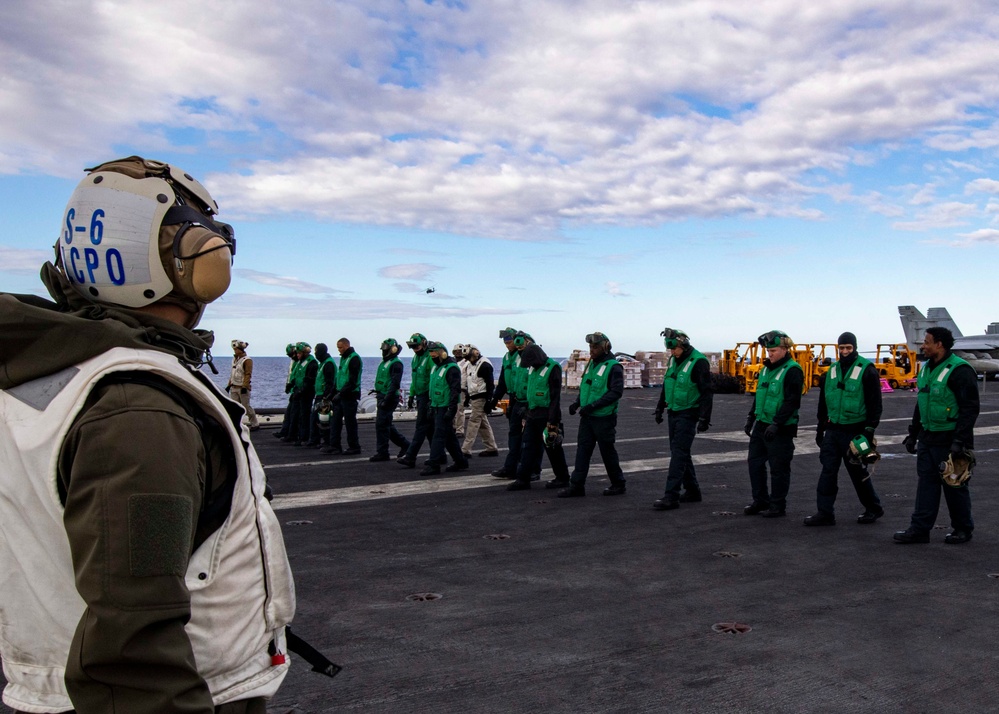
[585,332,609,345]
[499,328,517,340]
[406,333,427,348]
[164,205,236,261]
[758,331,787,349]
[661,328,687,348]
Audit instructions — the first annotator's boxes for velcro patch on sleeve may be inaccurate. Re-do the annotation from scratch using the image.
[128,494,194,577]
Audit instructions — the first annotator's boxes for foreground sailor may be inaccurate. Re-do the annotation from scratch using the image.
[227,339,260,430]
[557,331,626,497]
[371,338,411,461]
[744,330,804,518]
[422,341,470,475]
[805,332,884,526]
[506,343,570,492]
[894,327,980,545]
[0,156,295,712]
[652,328,712,510]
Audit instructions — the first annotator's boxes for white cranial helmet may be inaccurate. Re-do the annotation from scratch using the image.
[56,156,235,316]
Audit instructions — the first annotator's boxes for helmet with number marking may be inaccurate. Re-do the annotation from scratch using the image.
[56,156,235,326]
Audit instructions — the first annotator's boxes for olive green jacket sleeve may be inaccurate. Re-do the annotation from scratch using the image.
[58,381,215,714]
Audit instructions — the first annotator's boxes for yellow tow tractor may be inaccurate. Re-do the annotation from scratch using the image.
[745,343,814,396]
[874,343,919,389]
[809,343,839,388]
[721,342,764,393]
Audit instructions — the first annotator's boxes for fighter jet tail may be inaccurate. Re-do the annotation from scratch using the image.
[898,306,963,350]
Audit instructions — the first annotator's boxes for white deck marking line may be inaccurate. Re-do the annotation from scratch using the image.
[271,426,999,510]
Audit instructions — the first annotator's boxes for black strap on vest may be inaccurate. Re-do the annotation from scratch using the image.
[286,627,343,679]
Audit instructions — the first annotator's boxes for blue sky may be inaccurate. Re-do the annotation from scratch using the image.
[3,0,999,357]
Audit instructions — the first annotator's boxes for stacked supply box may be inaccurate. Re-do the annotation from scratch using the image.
[565,349,589,389]
[618,357,644,389]
[635,350,669,387]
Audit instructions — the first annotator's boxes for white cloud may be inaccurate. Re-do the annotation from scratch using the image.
[965,178,999,195]
[606,281,630,298]
[3,1,999,236]
[378,263,441,280]
[233,269,348,294]
[209,292,524,320]
[0,248,51,275]
[892,201,978,231]
[953,228,999,245]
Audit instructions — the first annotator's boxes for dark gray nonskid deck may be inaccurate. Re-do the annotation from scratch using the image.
[257,387,999,713]
[4,387,998,713]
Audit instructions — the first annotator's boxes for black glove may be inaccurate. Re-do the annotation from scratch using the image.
[368,389,377,395]
[815,430,824,448]
[579,404,594,417]
[464,397,471,408]
[445,407,457,423]
[744,416,755,437]
[903,425,919,454]
[485,399,497,413]
[764,423,779,442]
[655,409,664,425]
[696,418,709,433]
[568,402,579,416]
[950,439,966,458]
[240,387,248,394]
[331,393,342,405]
[285,383,293,394]
[407,394,415,409]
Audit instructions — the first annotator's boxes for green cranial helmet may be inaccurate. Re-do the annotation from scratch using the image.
[286,343,296,357]
[499,327,517,340]
[661,328,689,349]
[296,341,310,352]
[381,338,400,358]
[758,330,792,349]
[847,434,880,466]
[406,333,427,348]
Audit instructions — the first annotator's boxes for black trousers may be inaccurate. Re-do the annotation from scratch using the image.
[570,414,624,487]
[815,429,882,515]
[516,416,569,482]
[664,411,699,498]
[748,422,795,510]
[331,395,360,450]
[909,439,973,533]
[404,393,434,459]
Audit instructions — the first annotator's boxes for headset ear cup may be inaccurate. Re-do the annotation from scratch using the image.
[174,231,232,302]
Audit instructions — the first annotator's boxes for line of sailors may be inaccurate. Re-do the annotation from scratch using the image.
[272,324,979,544]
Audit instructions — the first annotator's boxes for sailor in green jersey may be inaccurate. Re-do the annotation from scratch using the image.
[287,341,317,446]
[895,327,980,545]
[743,330,804,518]
[652,329,713,511]
[399,333,436,468]
[556,332,626,498]
[487,327,527,478]
[275,343,300,440]
[506,343,570,491]
[804,332,884,527]
[422,342,470,476]
[307,342,338,448]
[370,339,411,461]
[327,337,363,455]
